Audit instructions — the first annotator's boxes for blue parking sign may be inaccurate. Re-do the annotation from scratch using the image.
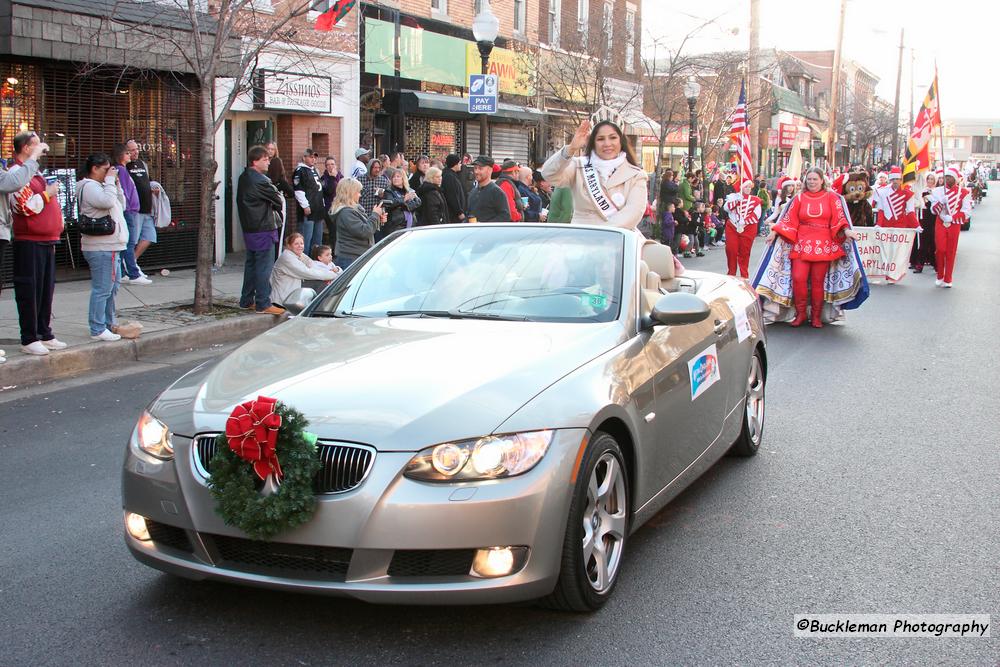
[469,74,498,114]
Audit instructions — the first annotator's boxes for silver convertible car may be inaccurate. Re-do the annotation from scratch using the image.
[122,224,767,611]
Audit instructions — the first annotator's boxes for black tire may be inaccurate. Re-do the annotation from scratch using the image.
[729,348,766,457]
[541,431,630,612]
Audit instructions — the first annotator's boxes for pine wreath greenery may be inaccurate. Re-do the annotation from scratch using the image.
[208,403,321,540]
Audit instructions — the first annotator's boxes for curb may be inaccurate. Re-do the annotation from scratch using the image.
[0,313,281,388]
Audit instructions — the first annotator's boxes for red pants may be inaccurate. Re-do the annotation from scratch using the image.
[725,222,758,278]
[791,259,828,323]
[934,221,960,283]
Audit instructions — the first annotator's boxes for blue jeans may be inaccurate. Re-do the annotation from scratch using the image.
[301,217,324,254]
[240,247,276,310]
[120,211,141,279]
[83,250,120,335]
[334,255,357,271]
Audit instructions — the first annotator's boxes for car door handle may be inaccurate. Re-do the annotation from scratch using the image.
[714,320,727,335]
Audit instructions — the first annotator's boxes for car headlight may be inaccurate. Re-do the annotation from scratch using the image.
[133,411,174,460]
[404,430,553,482]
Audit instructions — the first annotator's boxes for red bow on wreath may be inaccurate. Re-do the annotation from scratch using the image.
[225,396,283,481]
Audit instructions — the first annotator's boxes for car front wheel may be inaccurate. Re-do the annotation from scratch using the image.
[729,349,765,457]
[542,431,629,612]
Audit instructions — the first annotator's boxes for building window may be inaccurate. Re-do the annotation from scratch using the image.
[624,6,635,73]
[548,0,561,47]
[514,0,526,34]
[602,1,613,64]
[431,0,447,14]
[578,0,589,31]
[475,0,486,14]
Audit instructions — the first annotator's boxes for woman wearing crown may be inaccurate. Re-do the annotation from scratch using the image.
[541,112,648,229]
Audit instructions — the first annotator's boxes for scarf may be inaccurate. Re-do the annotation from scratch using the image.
[588,152,627,180]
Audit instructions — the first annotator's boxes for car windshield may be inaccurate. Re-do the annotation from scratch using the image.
[310,226,625,323]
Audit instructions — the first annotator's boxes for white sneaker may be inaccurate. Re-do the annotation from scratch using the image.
[91,329,122,342]
[128,276,153,286]
[943,282,953,288]
[41,338,67,350]
[21,341,49,356]
[935,279,943,287]
[0,349,5,364]
[120,275,130,284]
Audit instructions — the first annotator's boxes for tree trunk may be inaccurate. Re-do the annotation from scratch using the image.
[194,76,219,315]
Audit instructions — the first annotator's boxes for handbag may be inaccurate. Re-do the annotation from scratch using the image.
[76,181,116,236]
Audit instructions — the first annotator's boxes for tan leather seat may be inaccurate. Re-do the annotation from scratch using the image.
[641,241,681,292]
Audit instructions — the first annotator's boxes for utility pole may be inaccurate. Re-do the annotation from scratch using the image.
[827,0,847,168]
[748,0,761,174]
[890,28,904,164]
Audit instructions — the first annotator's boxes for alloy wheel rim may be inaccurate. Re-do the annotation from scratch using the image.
[582,452,627,592]
[746,355,765,445]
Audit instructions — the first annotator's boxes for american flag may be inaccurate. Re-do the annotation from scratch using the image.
[728,80,753,187]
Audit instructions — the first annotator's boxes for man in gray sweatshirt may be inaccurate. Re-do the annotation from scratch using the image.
[0,138,47,363]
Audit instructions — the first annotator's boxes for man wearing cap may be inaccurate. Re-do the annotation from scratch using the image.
[351,148,370,179]
[873,166,918,228]
[467,156,511,223]
[495,159,524,222]
[929,167,971,288]
[441,154,467,224]
[292,148,325,252]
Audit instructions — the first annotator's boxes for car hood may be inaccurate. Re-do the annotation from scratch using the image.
[153,316,624,451]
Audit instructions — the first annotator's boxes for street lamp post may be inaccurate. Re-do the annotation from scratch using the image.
[472,2,500,156]
[684,77,701,174]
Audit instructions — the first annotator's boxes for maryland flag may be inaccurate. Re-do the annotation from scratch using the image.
[315,0,356,31]
[901,71,941,190]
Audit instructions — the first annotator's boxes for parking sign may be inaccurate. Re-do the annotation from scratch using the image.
[469,74,498,114]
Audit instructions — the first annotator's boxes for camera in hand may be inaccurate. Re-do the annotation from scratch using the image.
[379,198,399,211]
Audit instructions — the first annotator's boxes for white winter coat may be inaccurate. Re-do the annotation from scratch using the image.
[269,248,339,305]
[75,177,128,252]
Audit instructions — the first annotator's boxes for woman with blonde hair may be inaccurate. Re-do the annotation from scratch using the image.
[381,166,422,236]
[415,166,450,226]
[331,177,385,269]
[540,118,647,228]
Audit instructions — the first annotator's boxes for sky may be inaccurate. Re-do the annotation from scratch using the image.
[642,0,998,122]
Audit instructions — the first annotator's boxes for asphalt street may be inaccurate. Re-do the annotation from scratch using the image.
[2,191,999,665]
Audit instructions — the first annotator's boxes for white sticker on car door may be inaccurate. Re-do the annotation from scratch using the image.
[727,300,752,343]
[688,343,721,400]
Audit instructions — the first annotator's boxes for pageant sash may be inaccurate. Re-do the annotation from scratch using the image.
[582,161,618,220]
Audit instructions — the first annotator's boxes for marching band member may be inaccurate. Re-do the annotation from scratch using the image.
[910,172,938,273]
[723,179,762,278]
[762,168,864,328]
[764,176,797,228]
[874,166,919,228]
[929,167,971,288]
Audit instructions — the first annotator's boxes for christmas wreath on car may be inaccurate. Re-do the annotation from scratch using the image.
[208,396,321,540]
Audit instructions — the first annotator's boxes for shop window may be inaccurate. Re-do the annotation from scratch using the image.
[514,0,526,35]
[431,0,448,15]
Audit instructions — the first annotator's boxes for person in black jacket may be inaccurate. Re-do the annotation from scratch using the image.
[408,155,430,191]
[441,154,467,223]
[658,169,679,215]
[292,148,326,254]
[381,167,422,237]
[416,167,450,226]
[237,145,285,314]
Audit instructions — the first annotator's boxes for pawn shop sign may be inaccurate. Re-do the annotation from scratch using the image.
[469,74,498,114]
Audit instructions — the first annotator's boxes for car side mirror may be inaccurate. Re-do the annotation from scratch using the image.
[283,287,317,316]
[648,293,711,327]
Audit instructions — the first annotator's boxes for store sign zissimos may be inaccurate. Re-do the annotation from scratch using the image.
[256,70,334,114]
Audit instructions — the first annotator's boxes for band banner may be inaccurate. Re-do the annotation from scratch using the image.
[854,228,917,283]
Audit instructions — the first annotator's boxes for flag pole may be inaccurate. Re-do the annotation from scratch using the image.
[934,62,950,215]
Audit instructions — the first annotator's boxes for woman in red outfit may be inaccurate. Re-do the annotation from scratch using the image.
[766,168,861,328]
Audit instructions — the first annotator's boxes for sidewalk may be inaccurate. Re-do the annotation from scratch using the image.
[0,254,281,387]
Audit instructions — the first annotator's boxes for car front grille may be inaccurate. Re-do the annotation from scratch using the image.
[193,435,375,494]
[145,519,194,553]
[207,534,352,581]
[387,549,476,577]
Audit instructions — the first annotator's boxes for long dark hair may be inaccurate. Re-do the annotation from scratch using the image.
[585,121,639,167]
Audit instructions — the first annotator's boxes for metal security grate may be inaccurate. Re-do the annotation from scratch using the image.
[194,435,375,494]
[209,534,352,581]
[387,549,476,577]
[145,519,194,553]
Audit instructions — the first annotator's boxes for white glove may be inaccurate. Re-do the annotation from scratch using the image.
[916,227,924,233]
[940,214,952,223]
[942,221,952,229]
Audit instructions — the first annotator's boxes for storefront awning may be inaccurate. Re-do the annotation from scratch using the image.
[622,113,661,140]
[387,91,546,124]
[806,122,825,140]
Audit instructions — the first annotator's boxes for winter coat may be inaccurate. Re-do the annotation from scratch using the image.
[415,181,449,226]
[0,158,39,242]
[236,167,283,234]
[150,180,172,228]
[333,204,380,259]
[540,147,647,228]
[75,177,129,252]
[546,186,574,223]
[440,167,467,223]
[382,186,421,236]
[270,248,339,305]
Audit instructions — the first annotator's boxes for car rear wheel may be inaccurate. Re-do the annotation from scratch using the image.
[729,349,765,457]
[541,432,629,612]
